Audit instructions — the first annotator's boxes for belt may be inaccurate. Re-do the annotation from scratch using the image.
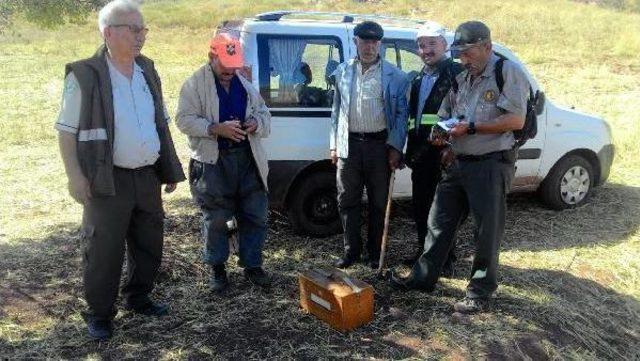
[348,129,388,141]
[114,164,156,172]
[456,150,512,162]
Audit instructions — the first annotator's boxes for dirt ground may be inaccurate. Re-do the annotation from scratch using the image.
[1,185,639,359]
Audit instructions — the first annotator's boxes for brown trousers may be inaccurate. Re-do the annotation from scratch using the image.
[80,166,164,321]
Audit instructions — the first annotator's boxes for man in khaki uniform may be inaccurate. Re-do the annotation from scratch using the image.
[391,21,530,314]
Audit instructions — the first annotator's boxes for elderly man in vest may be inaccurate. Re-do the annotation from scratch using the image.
[330,21,410,269]
[55,0,185,340]
[176,33,271,293]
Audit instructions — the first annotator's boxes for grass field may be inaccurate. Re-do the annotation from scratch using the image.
[1,0,639,359]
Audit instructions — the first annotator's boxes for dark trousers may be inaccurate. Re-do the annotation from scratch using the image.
[81,166,164,321]
[411,159,466,266]
[411,160,441,250]
[189,147,268,269]
[409,155,515,298]
[336,137,391,260]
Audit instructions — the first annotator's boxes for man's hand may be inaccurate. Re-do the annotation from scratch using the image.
[449,121,469,139]
[164,183,177,193]
[68,175,91,204]
[330,149,338,165]
[388,148,402,170]
[209,120,247,142]
[244,118,258,134]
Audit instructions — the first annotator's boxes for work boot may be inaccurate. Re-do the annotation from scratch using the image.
[210,264,229,292]
[453,297,489,314]
[87,318,113,341]
[244,267,271,288]
[388,269,434,292]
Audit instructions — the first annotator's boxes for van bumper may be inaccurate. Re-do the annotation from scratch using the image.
[597,144,614,185]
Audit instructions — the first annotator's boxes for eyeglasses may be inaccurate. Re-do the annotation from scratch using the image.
[110,24,149,36]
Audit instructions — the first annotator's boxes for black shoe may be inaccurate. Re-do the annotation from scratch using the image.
[244,267,271,288]
[388,270,434,292]
[87,319,113,341]
[210,264,229,292]
[453,297,489,314]
[335,255,359,269]
[127,301,169,317]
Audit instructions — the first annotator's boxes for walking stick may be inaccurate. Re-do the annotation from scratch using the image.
[377,170,396,277]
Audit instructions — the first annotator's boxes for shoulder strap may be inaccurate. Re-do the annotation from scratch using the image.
[495,57,505,94]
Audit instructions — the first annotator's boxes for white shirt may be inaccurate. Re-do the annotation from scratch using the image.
[348,59,387,133]
[55,59,167,169]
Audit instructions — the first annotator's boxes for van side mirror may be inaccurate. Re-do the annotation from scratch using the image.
[535,90,546,115]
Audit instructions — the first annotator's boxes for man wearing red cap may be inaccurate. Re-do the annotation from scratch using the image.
[176,33,272,292]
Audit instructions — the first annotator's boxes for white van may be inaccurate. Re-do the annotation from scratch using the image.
[224,11,614,236]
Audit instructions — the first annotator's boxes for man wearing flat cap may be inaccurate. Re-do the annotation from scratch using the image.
[176,32,272,292]
[330,21,409,269]
[391,21,530,314]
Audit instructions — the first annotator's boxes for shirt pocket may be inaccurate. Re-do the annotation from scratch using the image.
[476,84,501,123]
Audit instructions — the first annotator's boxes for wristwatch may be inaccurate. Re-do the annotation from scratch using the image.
[467,121,476,135]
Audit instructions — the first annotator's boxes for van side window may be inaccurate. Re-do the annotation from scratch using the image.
[257,35,343,108]
[383,40,423,80]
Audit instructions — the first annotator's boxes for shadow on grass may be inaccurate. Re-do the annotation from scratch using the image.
[1,183,638,359]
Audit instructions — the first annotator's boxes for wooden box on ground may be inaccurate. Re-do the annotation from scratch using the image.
[299,268,374,332]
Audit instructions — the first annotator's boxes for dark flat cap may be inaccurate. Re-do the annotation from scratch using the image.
[451,21,491,51]
[354,21,383,41]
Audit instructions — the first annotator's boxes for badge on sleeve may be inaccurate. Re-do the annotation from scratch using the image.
[483,89,496,102]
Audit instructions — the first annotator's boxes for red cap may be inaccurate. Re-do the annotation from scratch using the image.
[209,33,244,68]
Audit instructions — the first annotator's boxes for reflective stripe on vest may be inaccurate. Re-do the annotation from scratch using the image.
[408,113,439,130]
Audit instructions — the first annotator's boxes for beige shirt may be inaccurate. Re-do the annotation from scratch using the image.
[438,54,530,155]
[55,60,169,169]
[348,59,387,133]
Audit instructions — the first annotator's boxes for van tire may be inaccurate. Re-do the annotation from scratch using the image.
[286,172,342,237]
[540,155,594,210]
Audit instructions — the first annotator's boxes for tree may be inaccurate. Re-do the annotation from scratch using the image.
[0,0,106,31]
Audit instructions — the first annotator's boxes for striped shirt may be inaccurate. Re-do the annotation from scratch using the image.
[348,59,387,133]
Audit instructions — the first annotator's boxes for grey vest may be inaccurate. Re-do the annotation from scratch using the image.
[66,45,185,196]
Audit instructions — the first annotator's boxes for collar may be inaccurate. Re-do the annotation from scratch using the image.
[423,56,450,76]
[464,53,499,82]
[355,56,381,72]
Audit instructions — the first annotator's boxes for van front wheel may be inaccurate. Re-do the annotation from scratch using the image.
[286,172,342,237]
[540,155,594,210]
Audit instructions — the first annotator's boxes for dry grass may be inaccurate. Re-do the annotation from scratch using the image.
[1,0,640,359]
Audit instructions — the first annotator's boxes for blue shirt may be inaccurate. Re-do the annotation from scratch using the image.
[215,74,249,150]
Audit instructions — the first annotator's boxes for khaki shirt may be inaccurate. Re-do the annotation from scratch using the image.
[438,54,530,155]
[348,59,387,133]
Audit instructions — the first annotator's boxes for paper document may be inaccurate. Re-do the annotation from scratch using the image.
[436,118,460,132]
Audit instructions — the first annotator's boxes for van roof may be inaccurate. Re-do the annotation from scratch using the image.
[248,10,438,29]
